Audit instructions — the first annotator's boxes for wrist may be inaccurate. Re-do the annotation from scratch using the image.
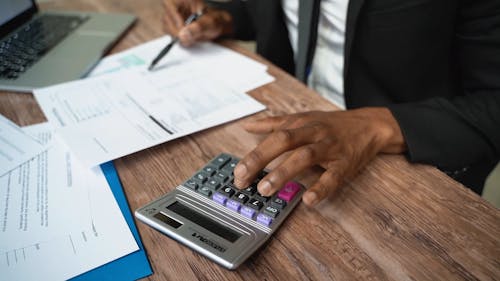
[212,9,233,37]
[362,107,407,154]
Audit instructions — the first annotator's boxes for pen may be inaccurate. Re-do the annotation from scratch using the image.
[148,11,204,71]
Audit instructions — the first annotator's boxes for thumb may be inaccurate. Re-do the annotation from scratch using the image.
[178,23,202,47]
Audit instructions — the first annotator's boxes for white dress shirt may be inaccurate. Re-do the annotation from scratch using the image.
[282,0,349,109]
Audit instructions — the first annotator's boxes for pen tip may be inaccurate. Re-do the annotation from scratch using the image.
[148,65,154,71]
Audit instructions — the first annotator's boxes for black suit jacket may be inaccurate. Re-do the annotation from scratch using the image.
[209,0,500,193]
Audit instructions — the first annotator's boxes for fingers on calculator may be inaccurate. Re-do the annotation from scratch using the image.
[183,153,302,227]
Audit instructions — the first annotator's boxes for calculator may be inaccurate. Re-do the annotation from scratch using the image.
[135,153,305,269]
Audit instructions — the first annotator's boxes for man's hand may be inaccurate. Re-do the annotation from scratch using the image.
[162,0,233,47]
[233,108,407,206]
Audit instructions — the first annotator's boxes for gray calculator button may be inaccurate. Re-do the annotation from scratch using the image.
[214,171,230,182]
[211,154,231,169]
[270,197,287,210]
[263,206,280,218]
[221,159,239,173]
[184,180,198,190]
[203,165,217,176]
[192,172,209,184]
[197,186,212,197]
[206,179,221,190]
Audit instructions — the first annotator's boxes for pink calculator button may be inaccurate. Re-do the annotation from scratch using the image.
[277,182,301,202]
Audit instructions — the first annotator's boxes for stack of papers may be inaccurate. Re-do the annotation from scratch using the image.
[89,36,274,93]
[34,36,271,167]
[71,161,152,281]
[0,114,48,176]
[2,35,274,279]
[0,122,143,280]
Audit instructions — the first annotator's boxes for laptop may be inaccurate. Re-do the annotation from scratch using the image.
[0,0,136,92]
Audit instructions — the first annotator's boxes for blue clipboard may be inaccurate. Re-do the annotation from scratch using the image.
[70,162,153,281]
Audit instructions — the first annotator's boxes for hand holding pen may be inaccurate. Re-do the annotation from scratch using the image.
[149,10,204,71]
[151,1,234,70]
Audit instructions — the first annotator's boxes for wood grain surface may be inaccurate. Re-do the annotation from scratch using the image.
[1,0,499,280]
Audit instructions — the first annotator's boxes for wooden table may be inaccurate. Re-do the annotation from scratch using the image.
[2,0,499,280]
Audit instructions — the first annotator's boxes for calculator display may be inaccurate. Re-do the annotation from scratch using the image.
[154,212,182,229]
[167,201,241,243]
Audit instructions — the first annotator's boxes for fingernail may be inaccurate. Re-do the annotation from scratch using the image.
[304,192,318,206]
[259,180,271,195]
[234,163,247,178]
[233,178,247,189]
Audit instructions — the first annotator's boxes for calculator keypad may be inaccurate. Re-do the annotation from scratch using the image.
[183,154,302,227]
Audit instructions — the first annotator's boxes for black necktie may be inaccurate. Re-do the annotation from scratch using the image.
[296,0,321,83]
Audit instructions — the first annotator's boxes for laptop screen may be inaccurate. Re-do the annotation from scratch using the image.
[0,0,36,38]
[0,0,34,26]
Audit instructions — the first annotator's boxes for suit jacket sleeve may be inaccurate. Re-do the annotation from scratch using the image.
[206,0,256,41]
[387,0,500,170]
[206,0,295,74]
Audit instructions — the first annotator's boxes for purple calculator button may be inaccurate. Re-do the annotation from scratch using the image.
[212,192,227,205]
[240,206,256,219]
[256,213,273,226]
[226,199,241,212]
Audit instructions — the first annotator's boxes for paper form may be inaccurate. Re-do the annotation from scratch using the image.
[0,114,46,176]
[34,68,266,167]
[89,35,274,93]
[69,161,153,281]
[0,123,139,281]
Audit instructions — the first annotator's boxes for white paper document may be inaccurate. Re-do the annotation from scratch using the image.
[0,123,139,281]
[89,35,274,93]
[34,67,266,167]
[0,114,46,176]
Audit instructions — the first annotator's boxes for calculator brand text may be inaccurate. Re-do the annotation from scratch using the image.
[192,232,226,253]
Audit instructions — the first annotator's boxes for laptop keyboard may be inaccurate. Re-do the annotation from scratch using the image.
[0,14,88,80]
